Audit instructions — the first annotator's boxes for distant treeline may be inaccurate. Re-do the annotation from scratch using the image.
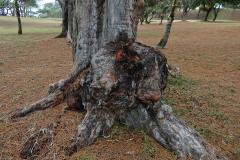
[0,0,61,18]
[140,0,240,24]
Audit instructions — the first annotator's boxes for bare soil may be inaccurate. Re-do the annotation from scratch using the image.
[0,20,240,159]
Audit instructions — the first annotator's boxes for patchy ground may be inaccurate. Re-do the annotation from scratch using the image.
[0,17,240,160]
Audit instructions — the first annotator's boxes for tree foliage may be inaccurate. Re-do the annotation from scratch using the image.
[0,0,14,16]
[140,0,171,24]
[192,0,240,21]
[0,0,38,16]
[19,0,38,17]
[38,2,61,18]
[139,0,240,24]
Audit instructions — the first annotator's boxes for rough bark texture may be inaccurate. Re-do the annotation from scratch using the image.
[11,0,226,159]
[157,0,177,49]
[121,103,224,160]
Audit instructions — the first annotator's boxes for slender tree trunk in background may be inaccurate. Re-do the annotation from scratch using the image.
[204,7,212,21]
[157,0,177,48]
[12,1,226,160]
[213,7,220,22]
[181,7,189,21]
[159,15,164,25]
[23,6,26,17]
[66,0,75,43]
[56,0,68,38]
[11,8,16,16]
[15,0,22,35]
[197,8,201,19]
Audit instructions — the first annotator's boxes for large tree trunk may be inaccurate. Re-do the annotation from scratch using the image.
[15,0,22,35]
[157,0,177,49]
[11,0,226,159]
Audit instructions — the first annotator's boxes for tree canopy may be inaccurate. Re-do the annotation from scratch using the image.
[38,2,61,18]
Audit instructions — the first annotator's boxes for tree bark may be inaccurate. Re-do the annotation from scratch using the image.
[11,0,227,159]
[15,0,22,35]
[157,0,177,49]
[56,0,68,38]
[66,0,75,43]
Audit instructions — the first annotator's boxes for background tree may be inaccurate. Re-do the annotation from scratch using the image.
[38,2,61,18]
[192,0,240,21]
[55,0,68,37]
[179,0,194,20]
[14,0,22,34]
[157,0,178,48]
[154,0,171,24]
[140,0,161,24]
[19,0,38,17]
[0,0,12,16]
[194,0,218,21]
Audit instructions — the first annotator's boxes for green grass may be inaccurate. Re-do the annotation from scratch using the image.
[79,154,95,160]
[208,102,228,121]
[0,16,61,35]
[234,147,240,160]
[0,27,60,34]
[163,75,231,144]
[0,16,61,22]
[168,76,196,90]
[232,57,240,70]
[109,123,130,139]
[0,16,61,46]
[140,131,156,159]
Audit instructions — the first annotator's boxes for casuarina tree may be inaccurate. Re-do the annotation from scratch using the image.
[14,0,22,35]
[11,1,227,159]
[157,0,177,48]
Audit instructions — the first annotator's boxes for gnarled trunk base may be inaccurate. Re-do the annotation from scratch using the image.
[10,42,226,160]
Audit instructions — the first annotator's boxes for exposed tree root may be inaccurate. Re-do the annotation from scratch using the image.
[11,92,64,119]
[55,33,67,39]
[10,42,226,160]
[20,107,67,159]
[120,103,226,160]
[167,64,181,78]
[64,108,115,156]
[10,65,90,119]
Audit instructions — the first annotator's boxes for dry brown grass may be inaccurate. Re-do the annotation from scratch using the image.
[0,17,240,159]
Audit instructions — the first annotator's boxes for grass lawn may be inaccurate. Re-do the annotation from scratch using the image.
[0,17,240,160]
